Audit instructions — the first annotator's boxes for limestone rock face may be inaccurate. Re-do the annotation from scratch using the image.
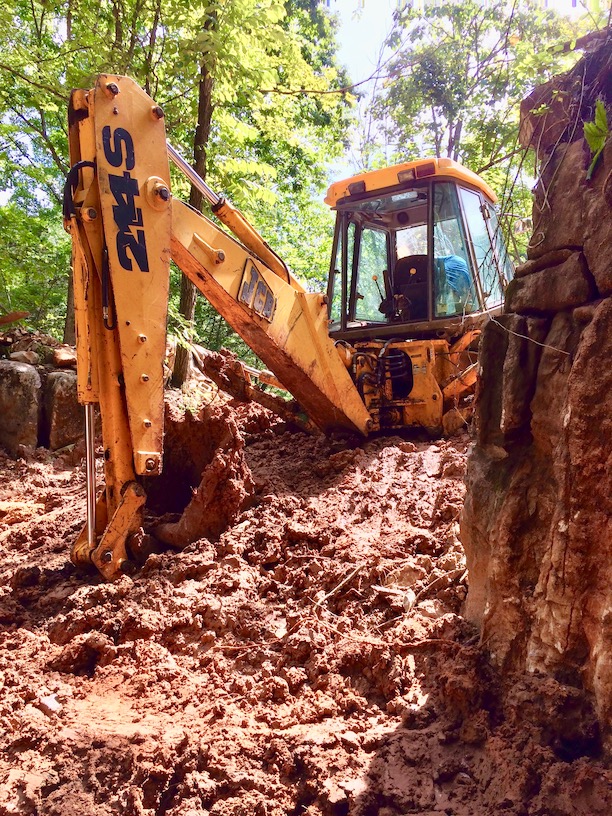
[528,140,588,259]
[462,40,612,738]
[463,302,612,721]
[0,361,41,454]
[583,139,612,296]
[505,252,594,314]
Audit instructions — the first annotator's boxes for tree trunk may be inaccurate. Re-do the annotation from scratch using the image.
[172,56,215,387]
[451,118,462,162]
[63,272,75,344]
[431,107,442,157]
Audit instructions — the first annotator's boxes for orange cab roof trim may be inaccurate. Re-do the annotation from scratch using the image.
[324,157,497,207]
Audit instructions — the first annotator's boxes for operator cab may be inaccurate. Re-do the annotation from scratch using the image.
[325,158,514,341]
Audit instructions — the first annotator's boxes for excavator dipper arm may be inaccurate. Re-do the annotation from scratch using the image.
[65,74,370,579]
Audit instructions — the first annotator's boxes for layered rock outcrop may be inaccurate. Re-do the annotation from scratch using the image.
[462,37,612,735]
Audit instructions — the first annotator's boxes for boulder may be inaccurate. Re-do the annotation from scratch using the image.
[52,346,77,368]
[505,252,594,316]
[0,361,41,454]
[515,248,574,280]
[9,350,40,365]
[44,370,85,450]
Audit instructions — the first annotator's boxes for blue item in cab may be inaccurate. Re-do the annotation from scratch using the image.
[438,254,472,299]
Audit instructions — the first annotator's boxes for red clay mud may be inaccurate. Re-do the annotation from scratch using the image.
[0,398,610,815]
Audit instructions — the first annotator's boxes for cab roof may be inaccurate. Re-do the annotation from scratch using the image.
[325,157,497,208]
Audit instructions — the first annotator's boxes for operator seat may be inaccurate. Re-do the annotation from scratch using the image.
[394,255,429,320]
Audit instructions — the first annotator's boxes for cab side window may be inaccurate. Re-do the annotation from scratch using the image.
[459,188,503,309]
[487,203,515,286]
[433,183,477,317]
[354,227,387,322]
[329,221,355,322]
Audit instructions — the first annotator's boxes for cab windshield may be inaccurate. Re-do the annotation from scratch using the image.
[328,181,512,331]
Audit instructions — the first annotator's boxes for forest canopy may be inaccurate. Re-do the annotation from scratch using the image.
[0,0,604,351]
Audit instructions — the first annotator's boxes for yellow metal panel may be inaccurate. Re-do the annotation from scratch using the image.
[325,157,497,207]
[170,199,372,435]
[443,362,478,401]
[67,76,169,576]
[401,341,444,430]
[71,222,99,403]
[92,75,172,476]
[90,481,146,580]
[67,90,138,492]
[67,97,100,404]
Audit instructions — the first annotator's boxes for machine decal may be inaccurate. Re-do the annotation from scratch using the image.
[239,260,276,321]
[102,126,135,170]
[102,125,150,273]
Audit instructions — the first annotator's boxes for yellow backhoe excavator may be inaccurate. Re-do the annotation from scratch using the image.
[64,75,513,580]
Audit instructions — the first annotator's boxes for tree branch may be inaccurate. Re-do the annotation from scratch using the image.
[0,64,67,101]
[476,146,524,175]
[10,107,68,175]
[2,133,62,205]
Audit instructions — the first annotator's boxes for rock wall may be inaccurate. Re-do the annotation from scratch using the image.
[0,333,83,455]
[462,39,612,734]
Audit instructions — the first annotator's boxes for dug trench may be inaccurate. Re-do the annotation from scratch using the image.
[0,394,610,816]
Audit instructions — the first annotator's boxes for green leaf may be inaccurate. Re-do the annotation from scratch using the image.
[584,99,609,180]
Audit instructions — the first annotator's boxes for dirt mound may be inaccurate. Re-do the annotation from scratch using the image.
[148,394,255,548]
[0,403,610,814]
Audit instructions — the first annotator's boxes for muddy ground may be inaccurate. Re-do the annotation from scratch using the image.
[0,395,610,815]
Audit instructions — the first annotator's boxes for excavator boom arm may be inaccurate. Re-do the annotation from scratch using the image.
[66,74,370,579]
